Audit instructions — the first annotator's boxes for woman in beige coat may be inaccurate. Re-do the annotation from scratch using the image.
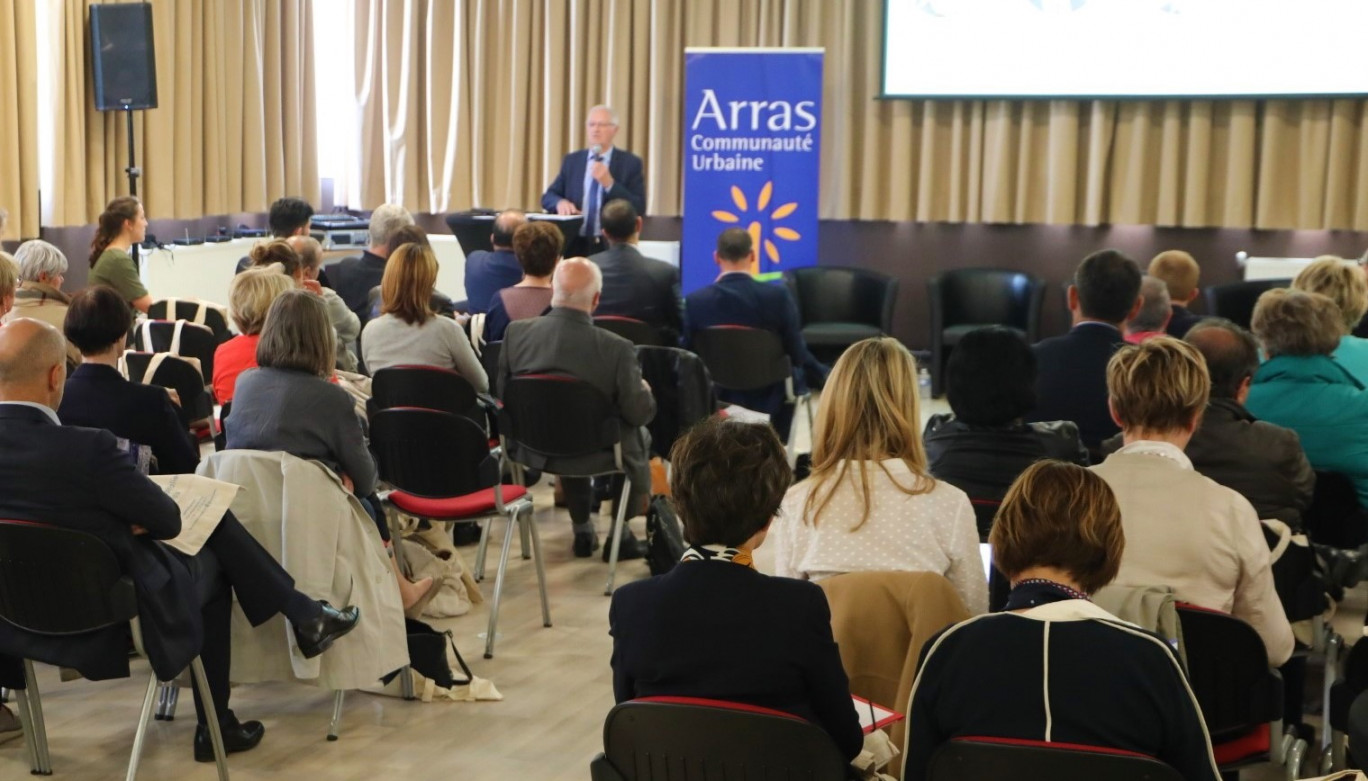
[2,240,80,368]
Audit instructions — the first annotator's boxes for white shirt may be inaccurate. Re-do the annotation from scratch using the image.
[1091,440,1295,666]
[773,459,988,614]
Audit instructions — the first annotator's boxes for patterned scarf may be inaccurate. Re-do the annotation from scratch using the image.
[680,544,755,569]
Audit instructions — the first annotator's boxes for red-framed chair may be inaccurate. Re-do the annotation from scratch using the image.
[369,407,544,659]
[927,736,1183,781]
[590,696,848,781]
[594,316,670,347]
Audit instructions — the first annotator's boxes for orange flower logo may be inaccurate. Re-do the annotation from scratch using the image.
[710,182,801,276]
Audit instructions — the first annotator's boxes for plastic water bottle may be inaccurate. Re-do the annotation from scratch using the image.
[918,368,932,402]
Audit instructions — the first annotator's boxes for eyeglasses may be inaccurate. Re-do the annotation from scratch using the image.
[586,121,617,128]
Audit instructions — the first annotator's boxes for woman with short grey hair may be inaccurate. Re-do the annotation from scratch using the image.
[2,240,79,366]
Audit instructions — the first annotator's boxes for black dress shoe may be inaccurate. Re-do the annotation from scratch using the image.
[194,716,265,762]
[602,529,645,562]
[293,602,361,659]
[573,531,600,558]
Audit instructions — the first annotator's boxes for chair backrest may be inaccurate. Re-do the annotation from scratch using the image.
[1304,469,1368,549]
[786,266,898,332]
[690,326,791,391]
[1203,279,1291,330]
[930,268,1045,338]
[0,520,139,635]
[597,697,848,781]
[369,365,479,418]
[137,319,218,384]
[480,341,502,394]
[927,737,1184,781]
[499,374,622,459]
[634,345,716,460]
[214,400,232,452]
[370,408,494,498]
[147,300,232,344]
[595,316,669,347]
[122,351,212,426]
[1174,603,1282,742]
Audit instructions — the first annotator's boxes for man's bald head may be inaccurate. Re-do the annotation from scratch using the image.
[1184,318,1259,400]
[551,257,603,312]
[492,210,527,248]
[0,318,68,407]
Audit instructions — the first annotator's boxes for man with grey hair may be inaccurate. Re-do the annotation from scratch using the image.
[1123,275,1172,344]
[498,257,655,559]
[541,105,647,256]
[462,208,527,314]
[329,203,417,319]
[3,240,79,367]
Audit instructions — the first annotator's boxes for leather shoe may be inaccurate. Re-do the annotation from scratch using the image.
[573,531,600,558]
[602,529,645,562]
[293,601,360,659]
[194,716,264,762]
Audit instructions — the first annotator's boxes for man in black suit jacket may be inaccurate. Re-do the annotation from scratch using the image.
[1025,250,1143,454]
[462,209,527,314]
[498,259,655,559]
[328,203,415,318]
[0,319,359,761]
[609,417,864,762]
[588,200,683,343]
[541,105,646,255]
[683,229,827,440]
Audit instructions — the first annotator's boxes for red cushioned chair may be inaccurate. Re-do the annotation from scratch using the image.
[370,407,545,659]
[1175,602,1308,780]
[927,736,1183,781]
[590,696,849,781]
[594,315,670,347]
[368,364,487,427]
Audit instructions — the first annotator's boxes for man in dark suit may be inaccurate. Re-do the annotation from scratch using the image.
[588,200,683,343]
[1025,249,1143,454]
[328,203,415,318]
[541,105,646,256]
[0,319,359,762]
[498,259,655,559]
[683,228,827,441]
[462,209,527,314]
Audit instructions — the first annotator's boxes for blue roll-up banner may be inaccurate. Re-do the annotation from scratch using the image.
[681,48,823,295]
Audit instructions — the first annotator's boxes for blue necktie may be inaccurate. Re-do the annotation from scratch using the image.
[582,154,603,237]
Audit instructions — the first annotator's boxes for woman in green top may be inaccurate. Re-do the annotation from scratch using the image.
[88,196,152,313]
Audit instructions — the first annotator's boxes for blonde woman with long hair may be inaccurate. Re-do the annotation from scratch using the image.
[773,338,987,613]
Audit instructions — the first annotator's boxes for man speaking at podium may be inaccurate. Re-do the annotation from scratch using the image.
[541,105,646,256]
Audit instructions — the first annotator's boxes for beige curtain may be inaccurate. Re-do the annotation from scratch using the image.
[0,2,40,239]
[48,0,318,227]
[352,0,1368,231]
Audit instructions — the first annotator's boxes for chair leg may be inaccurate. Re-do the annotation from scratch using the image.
[327,690,345,741]
[14,661,49,775]
[187,657,229,781]
[484,509,519,658]
[1324,632,1342,753]
[523,504,552,628]
[155,681,179,720]
[23,660,52,775]
[518,508,531,560]
[474,517,492,582]
[124,672,161,781]
[604,478,632,596]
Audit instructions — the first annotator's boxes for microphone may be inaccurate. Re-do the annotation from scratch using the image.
[141,233,167,251]
[590,143,603,161]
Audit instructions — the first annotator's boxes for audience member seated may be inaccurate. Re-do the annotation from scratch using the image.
[0,251,13,318]
[0,318,359,761]
[902,460,1218,781]
[482,221,563,343]
[923,326,1089,540]
[683,228,827,441]
[1124,275,1171,344]
[226,290,434,610]
[1092,337,1294,666]
[288,235,360,372]
[57,286,200,475]
[3,240,79,368]
[360,241,488,391]
[1246,288,1368,511]
[213,267,294,404]
[330,203,415,319]
[498,258,654,559]
[1291,256,1368,384]
[774,338,986,614]
[588,199,683,343]
[361,225,457,323]
[463,209,527,314]
[1150,249,1204,338]
[1025,249,1142,454]
[234,197,325,283]
[609,416,864,762]
[88,196,153,314]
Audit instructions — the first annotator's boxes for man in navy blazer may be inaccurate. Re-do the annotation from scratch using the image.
[589,200,683,343]
[1024,250,1143,454]
[0,319,359,761]
[684,229,828,440]
[462,209,527,314]
[541,105,647,249]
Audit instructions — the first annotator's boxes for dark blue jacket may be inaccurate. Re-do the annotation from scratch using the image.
[58,363,200,475]
[540,148,647,215]
[590,243,683,343]
[463,248,523,314]
[1025,322,1127,451]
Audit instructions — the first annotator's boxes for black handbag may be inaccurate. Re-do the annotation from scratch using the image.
[382,618,473,689]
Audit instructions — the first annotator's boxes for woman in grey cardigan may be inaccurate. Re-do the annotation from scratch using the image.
[227,289,434,611]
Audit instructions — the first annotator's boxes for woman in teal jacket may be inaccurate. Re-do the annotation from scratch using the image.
[1246,288,1368,508]
[1291,256,1368,384]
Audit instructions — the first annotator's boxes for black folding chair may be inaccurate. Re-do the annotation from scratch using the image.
[135,320,219,388]
[367,364,490,431]
[690,325,812,460]
[927,737,1183,781]
[122,351,214,429]
[146,300,232,344]
[0,520,229,778]
[370,408,543,658]
[590,697,848,781]
[498,374,637,595]
[594,316,670,347]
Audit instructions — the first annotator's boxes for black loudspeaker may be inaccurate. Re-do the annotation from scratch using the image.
[90,3,158,111]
